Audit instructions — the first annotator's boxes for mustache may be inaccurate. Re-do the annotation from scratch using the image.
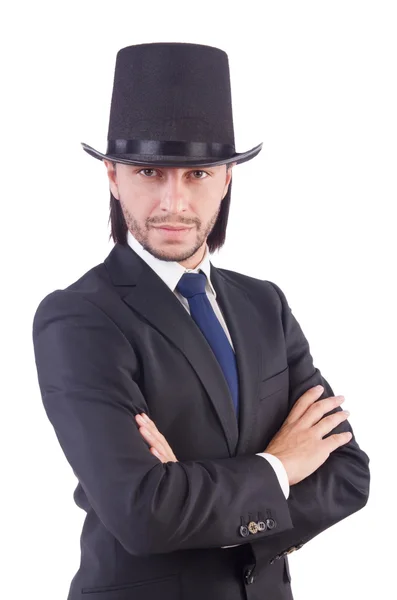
[149,219,198,227]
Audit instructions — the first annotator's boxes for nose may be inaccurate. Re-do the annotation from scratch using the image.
[158,174,190,213]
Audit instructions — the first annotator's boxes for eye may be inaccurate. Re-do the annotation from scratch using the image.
[191,170,209,179]
[138,168,158,177]
[136,169,210,179]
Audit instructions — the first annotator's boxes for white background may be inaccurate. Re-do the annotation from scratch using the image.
[1,1,396,598]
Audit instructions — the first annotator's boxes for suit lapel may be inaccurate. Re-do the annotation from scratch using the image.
[104,243,261,457]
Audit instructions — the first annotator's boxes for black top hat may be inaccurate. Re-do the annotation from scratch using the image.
[81,42,263,167]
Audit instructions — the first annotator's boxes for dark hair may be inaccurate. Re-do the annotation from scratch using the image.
[108,163,233,254]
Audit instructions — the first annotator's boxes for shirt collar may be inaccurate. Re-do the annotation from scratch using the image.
[126,230,216,297]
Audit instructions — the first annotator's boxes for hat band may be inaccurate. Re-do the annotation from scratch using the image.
[107,139,235,158]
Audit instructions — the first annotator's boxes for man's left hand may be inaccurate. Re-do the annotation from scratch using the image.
[135,413,178,463]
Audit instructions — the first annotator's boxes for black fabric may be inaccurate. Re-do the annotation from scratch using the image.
[81,42,263,166]
[32,243,370,599]
[106,139,235,158]
[108,43,235,143]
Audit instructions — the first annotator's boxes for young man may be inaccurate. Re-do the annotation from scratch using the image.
[32,42,370,600]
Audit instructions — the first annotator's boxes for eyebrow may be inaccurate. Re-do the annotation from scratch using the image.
[133,166,216,173]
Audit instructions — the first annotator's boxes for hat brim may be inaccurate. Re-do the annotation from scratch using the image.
[80,141,263,167]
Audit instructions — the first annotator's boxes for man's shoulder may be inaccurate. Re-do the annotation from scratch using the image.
[32,259,112,325]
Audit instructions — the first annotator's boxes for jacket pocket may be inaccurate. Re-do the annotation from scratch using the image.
[81,573,180,599]
[259,366,289,400]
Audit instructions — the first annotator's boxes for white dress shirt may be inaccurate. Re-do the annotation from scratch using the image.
[126,231,290,533]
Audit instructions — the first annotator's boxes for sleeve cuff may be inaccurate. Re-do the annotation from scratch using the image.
[255,452,290,499]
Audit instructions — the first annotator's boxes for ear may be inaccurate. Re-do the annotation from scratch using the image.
[104,160,119,200]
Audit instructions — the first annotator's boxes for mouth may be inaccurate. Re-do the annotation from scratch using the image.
[152,225,194,239]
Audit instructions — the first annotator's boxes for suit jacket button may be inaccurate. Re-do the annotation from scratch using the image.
[257,520,267,531]
[248,521,259,534]
[239,525,249,537]
[266,518,276,529]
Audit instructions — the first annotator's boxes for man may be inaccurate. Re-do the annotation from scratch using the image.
[32,42,370,600]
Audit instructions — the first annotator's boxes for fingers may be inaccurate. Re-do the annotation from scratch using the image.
[135,413,160,440]
[314,409,350,438]
[135,414,177,462]
[135,414,167,452]
[286,385,325,424]
[324,431,353,453]
[300,395,346,428]
[150,446,165,462]
[140,426,168,457]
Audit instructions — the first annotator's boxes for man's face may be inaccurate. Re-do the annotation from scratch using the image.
[104,161,234,266]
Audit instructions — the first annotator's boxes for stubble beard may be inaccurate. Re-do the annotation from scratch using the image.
[119,197,221,262]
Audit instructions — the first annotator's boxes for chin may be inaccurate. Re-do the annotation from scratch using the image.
[148,240,201,262]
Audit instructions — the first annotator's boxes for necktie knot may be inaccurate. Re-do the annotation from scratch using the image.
[176,272,207,299]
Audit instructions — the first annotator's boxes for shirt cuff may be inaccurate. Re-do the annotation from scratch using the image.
[256,452,290,499]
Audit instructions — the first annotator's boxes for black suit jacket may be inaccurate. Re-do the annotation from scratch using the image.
[32,242,370,600]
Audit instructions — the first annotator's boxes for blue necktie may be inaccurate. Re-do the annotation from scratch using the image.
[176,272,239,418]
